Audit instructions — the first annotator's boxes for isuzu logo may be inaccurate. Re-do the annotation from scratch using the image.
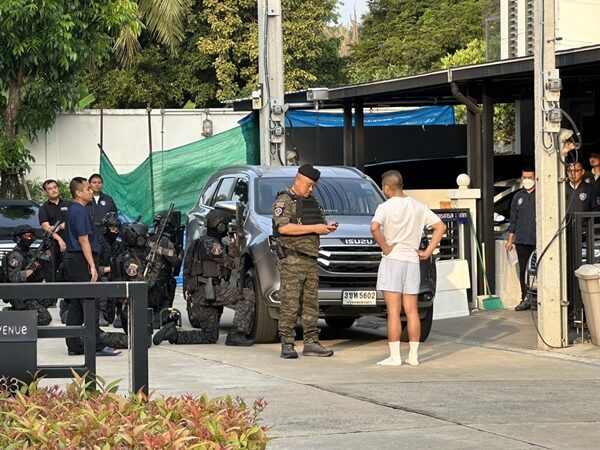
[343,238,374,245]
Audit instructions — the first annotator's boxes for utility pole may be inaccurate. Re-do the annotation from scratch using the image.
[257,0,286,166]
[534,0,568,348]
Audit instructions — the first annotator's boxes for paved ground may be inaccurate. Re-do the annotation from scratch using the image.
[37,291,600,449]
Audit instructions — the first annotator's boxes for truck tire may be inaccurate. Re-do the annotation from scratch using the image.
[400,304,433,342]
[247,269,279,344]
[325,317,357,329]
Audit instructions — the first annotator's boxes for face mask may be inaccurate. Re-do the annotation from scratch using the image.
[522,179,535,190]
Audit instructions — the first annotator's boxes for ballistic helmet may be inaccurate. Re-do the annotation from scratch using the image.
[206,209,232,237]
[101,211,121,230]
[122,223,149,248]
[13,225,35,244]
[153,211,179,233]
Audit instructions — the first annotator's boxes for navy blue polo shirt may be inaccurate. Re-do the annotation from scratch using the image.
[66,202,99,252]
[508,188,536,246]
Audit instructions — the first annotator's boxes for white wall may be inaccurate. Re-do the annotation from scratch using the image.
[27,109,249,182]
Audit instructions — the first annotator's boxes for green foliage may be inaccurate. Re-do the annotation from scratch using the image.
[349,0,484,82]
[0,133,33,174]
[0,374,270,449]
[198,0,346,101]
[0,0,140,197]
[26,178,72,205]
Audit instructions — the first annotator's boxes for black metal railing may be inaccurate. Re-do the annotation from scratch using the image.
[0,281,148,394]
[567,212,600,328]
[431,208,472,262]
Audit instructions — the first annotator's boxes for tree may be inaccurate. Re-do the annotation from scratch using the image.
[198,0,346,101]
[349,0,484,83]
[0,1,139,198]
[83,3,219,109]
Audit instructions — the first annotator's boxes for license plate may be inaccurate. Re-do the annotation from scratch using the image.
[342,290,377,306]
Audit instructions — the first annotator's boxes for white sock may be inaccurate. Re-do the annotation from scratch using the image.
[377,341,402,366]
[406,341,419,366]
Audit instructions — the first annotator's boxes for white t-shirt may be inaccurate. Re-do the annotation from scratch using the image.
[371,195,442,263]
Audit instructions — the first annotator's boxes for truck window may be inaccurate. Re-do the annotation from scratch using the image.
[255,177,384,216]
[213,177,237,204]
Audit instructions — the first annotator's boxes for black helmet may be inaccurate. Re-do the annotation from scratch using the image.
[12,224,37,242]
[122,223,149,248]
[206,209,232,237]
[101,211,121,230]
[153,211,179,233]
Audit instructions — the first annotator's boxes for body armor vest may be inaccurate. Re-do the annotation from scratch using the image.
[273,191,324,238]
[198,236,225,278]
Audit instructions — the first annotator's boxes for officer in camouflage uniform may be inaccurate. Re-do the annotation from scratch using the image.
[272,164,337,359]
[2,225,52,326]
[154,209,255,346]
[151,211,183,309]
[146,212,183,328]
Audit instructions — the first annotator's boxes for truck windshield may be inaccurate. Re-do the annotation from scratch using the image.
[256,177,385,216]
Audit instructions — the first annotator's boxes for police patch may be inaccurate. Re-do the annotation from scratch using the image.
[274,207,283,216]
[8,258,20,268]
[517,198,523,206]
[580,193,588,201]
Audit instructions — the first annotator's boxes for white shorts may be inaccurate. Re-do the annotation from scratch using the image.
[376,258,421,294]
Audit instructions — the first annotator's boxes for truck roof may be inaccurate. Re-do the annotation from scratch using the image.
[215,165,368,179]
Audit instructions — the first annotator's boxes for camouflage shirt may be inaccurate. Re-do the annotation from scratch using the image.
[272,188,325,257]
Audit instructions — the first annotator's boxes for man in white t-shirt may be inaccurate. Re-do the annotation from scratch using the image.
[370,170,446,366]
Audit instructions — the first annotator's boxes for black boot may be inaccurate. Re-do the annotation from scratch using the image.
[152,322,178,346]
[515,299,530,311]
[529,298,538,310]
[280,343,298,359]
[302,341,334,357]
[225,330,254,347]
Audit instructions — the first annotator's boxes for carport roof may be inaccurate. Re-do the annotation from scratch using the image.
[231,44,600,109]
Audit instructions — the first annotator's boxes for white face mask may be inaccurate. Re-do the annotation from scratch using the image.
[522,178,535,190]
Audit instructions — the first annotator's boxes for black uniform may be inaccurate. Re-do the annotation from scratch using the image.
[153,209,254,347]
[508,189,536,304]
[38,198,71,281]
[566,182,596,213]
[2,226,52,326]
[86,193,117,229]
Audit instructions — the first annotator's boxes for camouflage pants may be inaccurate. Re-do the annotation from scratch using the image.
[174,329,218,344]
[187,284,255,335]
[98,297,120,323]
[278,255,319,344]
[100,331,151,349]
[7,300,52,326]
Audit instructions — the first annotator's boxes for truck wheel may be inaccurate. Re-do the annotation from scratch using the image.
[400,305,433,342]
[247,269,279,344]
[325,317,357,329]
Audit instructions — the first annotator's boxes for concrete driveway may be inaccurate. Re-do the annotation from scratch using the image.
[38,293,600,449]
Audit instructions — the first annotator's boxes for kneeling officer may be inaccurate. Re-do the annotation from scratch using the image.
[2,225,52,326]
[154,209,255,346]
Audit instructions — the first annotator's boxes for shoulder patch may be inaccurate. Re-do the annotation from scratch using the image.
[8,258,20,268]
[274,207,284,217]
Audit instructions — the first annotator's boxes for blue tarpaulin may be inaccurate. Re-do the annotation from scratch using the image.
[285,106,455,128]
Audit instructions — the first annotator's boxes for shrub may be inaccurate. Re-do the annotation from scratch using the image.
[0,373,269,449]
[26,178,72,204]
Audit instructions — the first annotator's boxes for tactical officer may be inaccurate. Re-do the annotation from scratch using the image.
[145,212,183,328]
[97,212,128,326]
[151,211,183,310]
[158,208,255,346]
[272,164,337,359]
[2,225,52,326]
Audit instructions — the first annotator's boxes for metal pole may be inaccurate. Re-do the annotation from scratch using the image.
[258,0,286,166]
[147,106,156,218]
[534,0,566,348]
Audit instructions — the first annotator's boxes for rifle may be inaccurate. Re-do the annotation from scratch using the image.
[143,202,174,278]
[230,201,246,294]
[26,220,62,271]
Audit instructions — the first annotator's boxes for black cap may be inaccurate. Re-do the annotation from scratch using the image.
[297,164,320,182]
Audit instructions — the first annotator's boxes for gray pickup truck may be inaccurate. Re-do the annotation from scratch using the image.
[185,165,436,343]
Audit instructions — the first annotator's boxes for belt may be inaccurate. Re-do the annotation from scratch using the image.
[283,249,317,260]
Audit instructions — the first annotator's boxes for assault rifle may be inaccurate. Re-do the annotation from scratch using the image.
[227,201,246,294]
[26,220,62,271]
[143,202,174,278]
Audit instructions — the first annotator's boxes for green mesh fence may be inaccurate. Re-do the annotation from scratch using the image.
[100,113,259,225]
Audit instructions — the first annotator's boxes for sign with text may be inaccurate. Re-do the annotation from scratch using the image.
[0,310,37,388]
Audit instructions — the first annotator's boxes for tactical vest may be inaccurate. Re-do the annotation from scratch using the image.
[197,236,226,278]
[272,191,325,238]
